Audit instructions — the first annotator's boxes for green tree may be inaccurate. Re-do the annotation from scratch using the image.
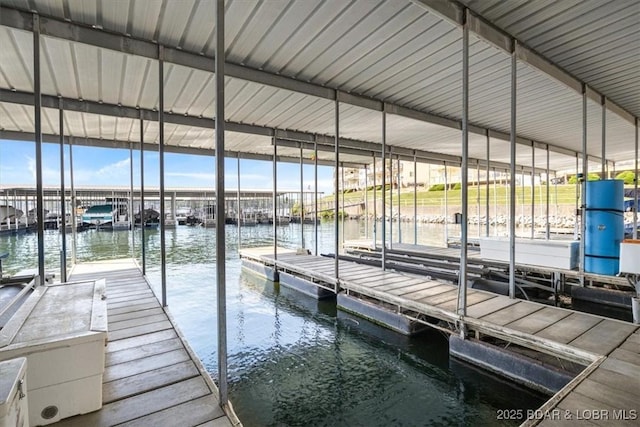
[615,170,636,185]
[568,173,600,184]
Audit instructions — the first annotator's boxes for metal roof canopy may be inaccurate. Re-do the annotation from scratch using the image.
[0,0,638,175]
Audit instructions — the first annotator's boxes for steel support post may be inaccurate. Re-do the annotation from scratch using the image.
[58,100,67,282]
[580,86,588,280]
[457,16,469,316]
[69,137,77,264]
[397,156,401,243]
[509,45,517,299]
[531,146,535,239]
[214,0,228,406]
[140,115,146,275]
[546,147,550,240]
[158,45,167,308]
[334,98,340,284]
[634,118,638,240]
[341,164,345,244]
[574,155,579,240]
[373,153,377,248]
[314,138,318,255]
[129,142,134,256]
[389,153,393,247]
[300,146,304,249]
[486,131,490,237]
[414,155,417,245]
[444,164,449,246]
[365,164,369,239]
[602,97,606,176]
[237,154,241,249]
[476,162,481,238]
[33,14,45,285]
[381,112,387,270]
[273,138,277,259]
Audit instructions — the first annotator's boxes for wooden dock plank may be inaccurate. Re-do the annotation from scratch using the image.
[108,320,174,341]
[371,279,432,293]
[368,277,426,290]
[599,357,638,378]
[108,307,165,324]
[108,301,159,316]
[534,314,603,344]
[107,290,156,303]
[399,284,454,301]
[388,282,441,296]
[103,348,191,382]
[556,393,626,427]
[55,377,212,427]
[106,337,184,367]
[568,320,637,355]
[571,379,639,418]
[480,301,544,326]
[117,394,225,427]
[103,360,200,403]
[106,329,178,353]
[437,292,496,312]
[465,295,518,318]
[506,307,572,335]
[108,296,159,309]
[109,313,169,331]
[588,367,640,396]
[418,288,459,306]
[608,347,640,367]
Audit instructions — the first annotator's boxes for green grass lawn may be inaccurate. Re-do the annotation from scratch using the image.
[320,184,581,207]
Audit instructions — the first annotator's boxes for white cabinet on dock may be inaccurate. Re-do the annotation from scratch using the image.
[620,241,640,274]
[0,280,107,426]
[479,237,579,270]
[0,358,28,427]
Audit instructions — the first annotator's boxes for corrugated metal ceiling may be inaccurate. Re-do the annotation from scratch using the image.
[460,0,640,118]
[0,0,637,174]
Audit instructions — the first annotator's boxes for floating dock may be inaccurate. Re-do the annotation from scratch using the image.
[240,246,639,424]
[52,259,239,427]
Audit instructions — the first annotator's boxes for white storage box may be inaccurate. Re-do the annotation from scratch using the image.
[620,240,640,274]
[479,237,579,270]
[0,280,107,426]
[0,358,28,427]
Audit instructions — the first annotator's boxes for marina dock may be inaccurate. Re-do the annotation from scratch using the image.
[240,246,639,425]
[53,259,239,427]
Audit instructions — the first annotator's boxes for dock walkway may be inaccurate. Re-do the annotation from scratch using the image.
[241,246,639,426]
[54,259,239,427]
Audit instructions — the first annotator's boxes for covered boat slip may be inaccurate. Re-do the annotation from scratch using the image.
[240,246,640,424]
[342,240,634,290]
[51,259,238,427]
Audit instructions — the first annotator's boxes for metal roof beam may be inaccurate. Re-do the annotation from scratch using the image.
[409,0,637,126]
[0,6,588,166]
[0,129,351,167]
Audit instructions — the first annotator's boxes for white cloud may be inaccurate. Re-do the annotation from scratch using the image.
[96,158,130,177]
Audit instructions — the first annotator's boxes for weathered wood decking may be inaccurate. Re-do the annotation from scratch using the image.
[53,259,239,427]
[240,246,639,425]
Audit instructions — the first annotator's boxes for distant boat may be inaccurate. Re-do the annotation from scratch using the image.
[175,207,192,225]
[82,204,117,229]
[134,209,160,229]
[0,205,23,224]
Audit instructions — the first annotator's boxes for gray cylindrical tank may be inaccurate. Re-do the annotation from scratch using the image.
[584,179,624,275]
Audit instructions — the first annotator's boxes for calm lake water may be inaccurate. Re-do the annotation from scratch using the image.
[1,221,546,426]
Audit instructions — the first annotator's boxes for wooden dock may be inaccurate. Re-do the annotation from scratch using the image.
[53,259,240,427]
[343,240,633,289]
[241,246,639,425]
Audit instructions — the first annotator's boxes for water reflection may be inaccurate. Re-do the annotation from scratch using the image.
[0,222,545,426]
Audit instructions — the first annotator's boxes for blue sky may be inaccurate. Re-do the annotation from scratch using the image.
[0,140,335,194]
